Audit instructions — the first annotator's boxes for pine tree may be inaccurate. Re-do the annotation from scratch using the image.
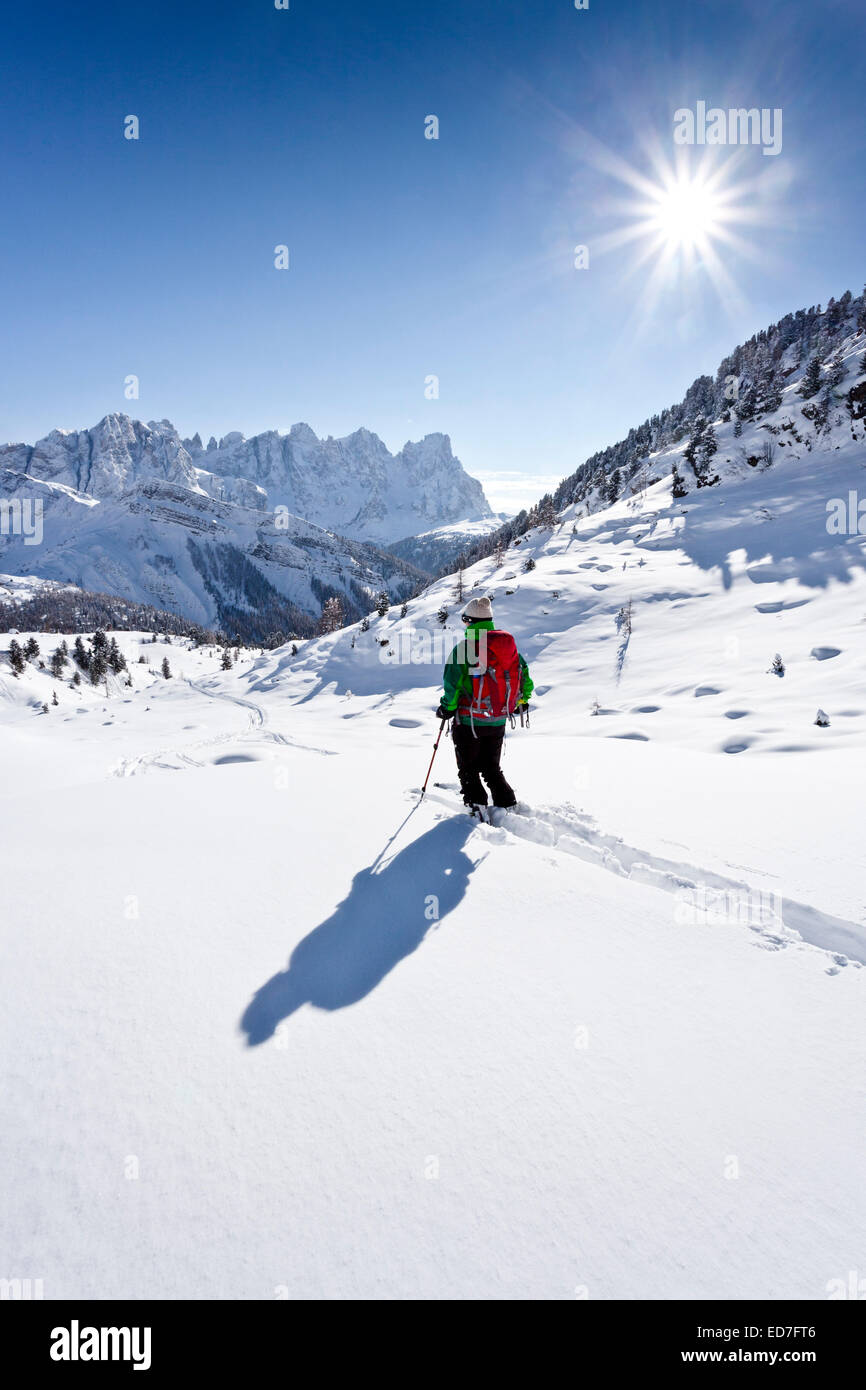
[107,637,126,673]
[683,416,706,474]
[138,654,147,663]
[8,639,25,675]
[52,690,59,706]
[318,597,345,634]
[733,416,743,438]
[50,642,68,678]
[220,648,232,671]
[23,637,40,660]
[92,629,108,658]
[769,653,785,677]
[454,566,466,603]
[798,353,823,399]
[523,555,536,572]
[825,353,846,391]
[72,670,81,687]
[90,650,108,685]
[738,380,759,421]
[436,605,449,625]
[696,424,719,485]
[671,463,688,498]
[73,636,90,671]
[291,643,298,656]
[375,591,390,618]
[757,368,783,415]
[359,617,370,632]
[161,657,172,679]
[400,602,409,618]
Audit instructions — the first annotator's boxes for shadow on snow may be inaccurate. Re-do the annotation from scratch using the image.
[240,816,477,1045]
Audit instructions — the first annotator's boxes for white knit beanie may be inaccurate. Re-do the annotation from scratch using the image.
[462,596,493,621]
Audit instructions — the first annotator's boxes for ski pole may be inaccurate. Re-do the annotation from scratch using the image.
[420,717,448,798]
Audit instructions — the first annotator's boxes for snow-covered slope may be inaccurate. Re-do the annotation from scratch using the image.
[2,349,864,1296]
[0,468,422,640]
[385,512,511,574]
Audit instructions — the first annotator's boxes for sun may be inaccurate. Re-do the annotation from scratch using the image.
[575,136,775,321]
[648,175,722,250]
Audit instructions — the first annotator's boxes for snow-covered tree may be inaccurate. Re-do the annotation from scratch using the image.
[107,637,127,673]
[523,556,536,572]
[89,644,108,683]
[8,639,25,676]
[825,353,847,391]
[375,591,390,618]
[436,605,449,625]
[798,354,823,399]
[671,463,688,498]
[23,637,40,660]
[769,653,785,677]
[50,642,68,678]
[220,648,232,671]
[161,657,172,679]
[318,596,345,634]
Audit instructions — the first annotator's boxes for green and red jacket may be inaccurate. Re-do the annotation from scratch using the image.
[441,619,533,727]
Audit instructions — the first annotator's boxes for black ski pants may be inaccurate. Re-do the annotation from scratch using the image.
[452,721,516,808]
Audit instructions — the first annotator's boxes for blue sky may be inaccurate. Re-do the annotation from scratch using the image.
[1,0,863,510]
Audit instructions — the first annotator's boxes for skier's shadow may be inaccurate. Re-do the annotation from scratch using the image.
[240,817,478,1046]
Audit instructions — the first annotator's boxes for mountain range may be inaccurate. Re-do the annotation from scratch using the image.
[0,416,492,639]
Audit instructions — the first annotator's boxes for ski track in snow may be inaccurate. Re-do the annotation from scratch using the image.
[420,788,863,971]
[111,677,335,776]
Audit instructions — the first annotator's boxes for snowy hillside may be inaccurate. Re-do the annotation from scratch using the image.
[385,512,511,574]
[0,467,423,641]
[2,337,864,1296]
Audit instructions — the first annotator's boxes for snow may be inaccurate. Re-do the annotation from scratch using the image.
[1,690,862,1298]
[2,351,865,1299]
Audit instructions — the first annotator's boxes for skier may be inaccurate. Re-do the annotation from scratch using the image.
[435,596,533,810]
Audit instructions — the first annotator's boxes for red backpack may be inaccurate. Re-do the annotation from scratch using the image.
[458,629,522,724]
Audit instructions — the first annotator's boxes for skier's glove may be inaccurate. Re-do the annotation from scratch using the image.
[435,704,454,722]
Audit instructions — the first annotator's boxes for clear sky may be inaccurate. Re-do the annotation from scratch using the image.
[1,0,863,510]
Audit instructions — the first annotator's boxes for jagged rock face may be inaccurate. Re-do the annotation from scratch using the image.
[0,416,199,501]
[182,422,491,543]
[0,415,491,546]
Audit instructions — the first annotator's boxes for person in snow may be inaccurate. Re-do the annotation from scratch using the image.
[436,596,533,809]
